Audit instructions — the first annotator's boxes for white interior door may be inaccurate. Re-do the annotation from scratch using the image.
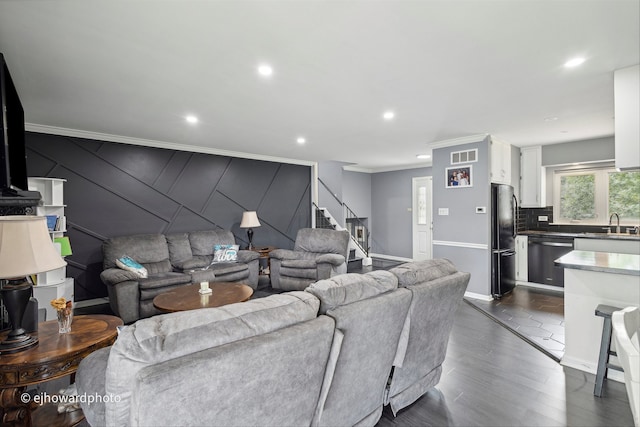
[412,176,432,261]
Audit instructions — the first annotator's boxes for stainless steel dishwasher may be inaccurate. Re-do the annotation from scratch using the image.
[527,236,574,287]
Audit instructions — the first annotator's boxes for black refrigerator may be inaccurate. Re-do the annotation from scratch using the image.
[491,184,516,298]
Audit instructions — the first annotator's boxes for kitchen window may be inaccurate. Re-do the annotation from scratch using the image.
[553,167,640,225]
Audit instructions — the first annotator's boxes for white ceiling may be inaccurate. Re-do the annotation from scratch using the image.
[0,1,638,171]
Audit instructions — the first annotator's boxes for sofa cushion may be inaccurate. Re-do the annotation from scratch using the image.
[306,270,398,314]
[209,262,248,276]
[115,256,148,278]
[165,233,193,264]
[189,230,236,256]
[140,259,173,275]
[294,228,350,258]
[104,291,320,426]
[281,266,318,280]
[103,234,170,269]
[390,258,458,287]
[282,258,320,269]
[213,244,239,262]
[138,272,192,291]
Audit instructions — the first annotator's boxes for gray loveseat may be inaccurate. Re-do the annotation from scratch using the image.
[78,258,469,426]
[100,230,259,323]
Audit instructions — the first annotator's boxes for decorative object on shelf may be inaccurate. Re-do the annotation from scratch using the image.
[54,236,73,257]
[51,297,73,334]
[0,216,67,353]
[240,211,261,250]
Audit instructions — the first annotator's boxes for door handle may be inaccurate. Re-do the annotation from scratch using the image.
[539,242,573,247]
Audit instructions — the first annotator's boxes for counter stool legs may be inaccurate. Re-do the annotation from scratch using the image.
[594,304,624,397]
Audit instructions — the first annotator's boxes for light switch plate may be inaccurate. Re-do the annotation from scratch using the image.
[438,208,449,216]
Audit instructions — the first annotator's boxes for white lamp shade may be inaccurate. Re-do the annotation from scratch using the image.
[240,211,261,228]
[0,216,67,279]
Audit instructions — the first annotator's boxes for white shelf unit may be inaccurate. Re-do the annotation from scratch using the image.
[27,177,70,288]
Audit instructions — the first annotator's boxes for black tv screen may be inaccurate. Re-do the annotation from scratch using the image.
[0,52,28,192]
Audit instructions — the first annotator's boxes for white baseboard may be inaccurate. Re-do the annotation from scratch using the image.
[368,253,413,263]
[464,291,493,302]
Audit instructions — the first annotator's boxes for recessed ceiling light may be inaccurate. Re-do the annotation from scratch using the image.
[416,154,431,159]
[185,115,198,124]
[382,111,395,121]
[257,64,274,77]
[544,116,559,122]
[564,57,586,68]
[296,137,306,144]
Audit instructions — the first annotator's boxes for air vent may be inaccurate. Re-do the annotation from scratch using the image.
[451,149,478,165]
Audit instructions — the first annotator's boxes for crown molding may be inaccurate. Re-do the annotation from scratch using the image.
[428,133,489,149]
[25,123,316,167]
[343,161,433,174]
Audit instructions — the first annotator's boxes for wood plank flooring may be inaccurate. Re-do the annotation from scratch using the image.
[376,301,634,427]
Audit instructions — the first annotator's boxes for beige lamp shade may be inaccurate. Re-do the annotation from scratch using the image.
[0,216,67,279]
[240,211,261,228]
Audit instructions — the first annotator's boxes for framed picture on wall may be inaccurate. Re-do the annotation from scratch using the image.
[446,165,473,188]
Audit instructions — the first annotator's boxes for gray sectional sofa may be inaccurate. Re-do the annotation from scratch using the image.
[100,230,260,323]
[77,258,470,427]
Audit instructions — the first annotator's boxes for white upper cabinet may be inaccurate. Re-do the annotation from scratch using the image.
[614,65,639,170]
[520,146,546,207]
[490,137,511,184]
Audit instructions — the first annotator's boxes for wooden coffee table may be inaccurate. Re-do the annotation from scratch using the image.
[153,282,253,313]
[0,314,123,427]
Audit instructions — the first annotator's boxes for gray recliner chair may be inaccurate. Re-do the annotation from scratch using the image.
[269,228,350,291]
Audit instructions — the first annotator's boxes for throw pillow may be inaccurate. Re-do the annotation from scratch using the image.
[212,244,239,263]
[115,256,148,278]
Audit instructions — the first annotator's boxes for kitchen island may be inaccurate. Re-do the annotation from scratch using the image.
[556,250,640,381]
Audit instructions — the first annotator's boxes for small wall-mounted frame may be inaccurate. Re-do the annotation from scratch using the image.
[446,165,473,188]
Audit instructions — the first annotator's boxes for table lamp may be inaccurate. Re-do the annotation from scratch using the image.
[240,211,261,250]
[0,216,67,354]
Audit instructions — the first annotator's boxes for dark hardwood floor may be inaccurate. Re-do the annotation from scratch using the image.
[376,302,633,427]
[465,286,565,361]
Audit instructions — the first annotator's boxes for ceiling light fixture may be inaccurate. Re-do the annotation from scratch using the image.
[416,154,431,159]
[257,64,274,77]
[382,111,395,121]
[185,115,198,124]
[544,116,559,122]
[564,57,586,68]
[296,137,306,144]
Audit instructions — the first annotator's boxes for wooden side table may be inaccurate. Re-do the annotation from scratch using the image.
[249,246,277,275]
[0,314,123,427]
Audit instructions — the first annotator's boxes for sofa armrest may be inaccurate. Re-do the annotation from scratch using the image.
[269,249,301,261]
[100,268,140,286]
[237,250,259,263]
[316,254,346,266]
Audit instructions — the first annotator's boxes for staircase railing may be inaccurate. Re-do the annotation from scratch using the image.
[344,203,369,256]
[316,179,370,257]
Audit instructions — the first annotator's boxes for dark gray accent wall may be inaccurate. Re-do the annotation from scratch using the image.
[25,132,311,301]
[370,167,432,258]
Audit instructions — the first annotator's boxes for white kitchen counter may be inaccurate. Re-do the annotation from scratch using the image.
[555,250,640,275]
[556,250,640,381]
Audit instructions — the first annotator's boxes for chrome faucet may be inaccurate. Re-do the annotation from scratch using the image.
[609,212,620,234]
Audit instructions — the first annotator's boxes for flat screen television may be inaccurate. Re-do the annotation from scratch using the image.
[0,52,28,194]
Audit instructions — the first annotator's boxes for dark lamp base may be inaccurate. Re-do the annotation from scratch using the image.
[0,279,39,354]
